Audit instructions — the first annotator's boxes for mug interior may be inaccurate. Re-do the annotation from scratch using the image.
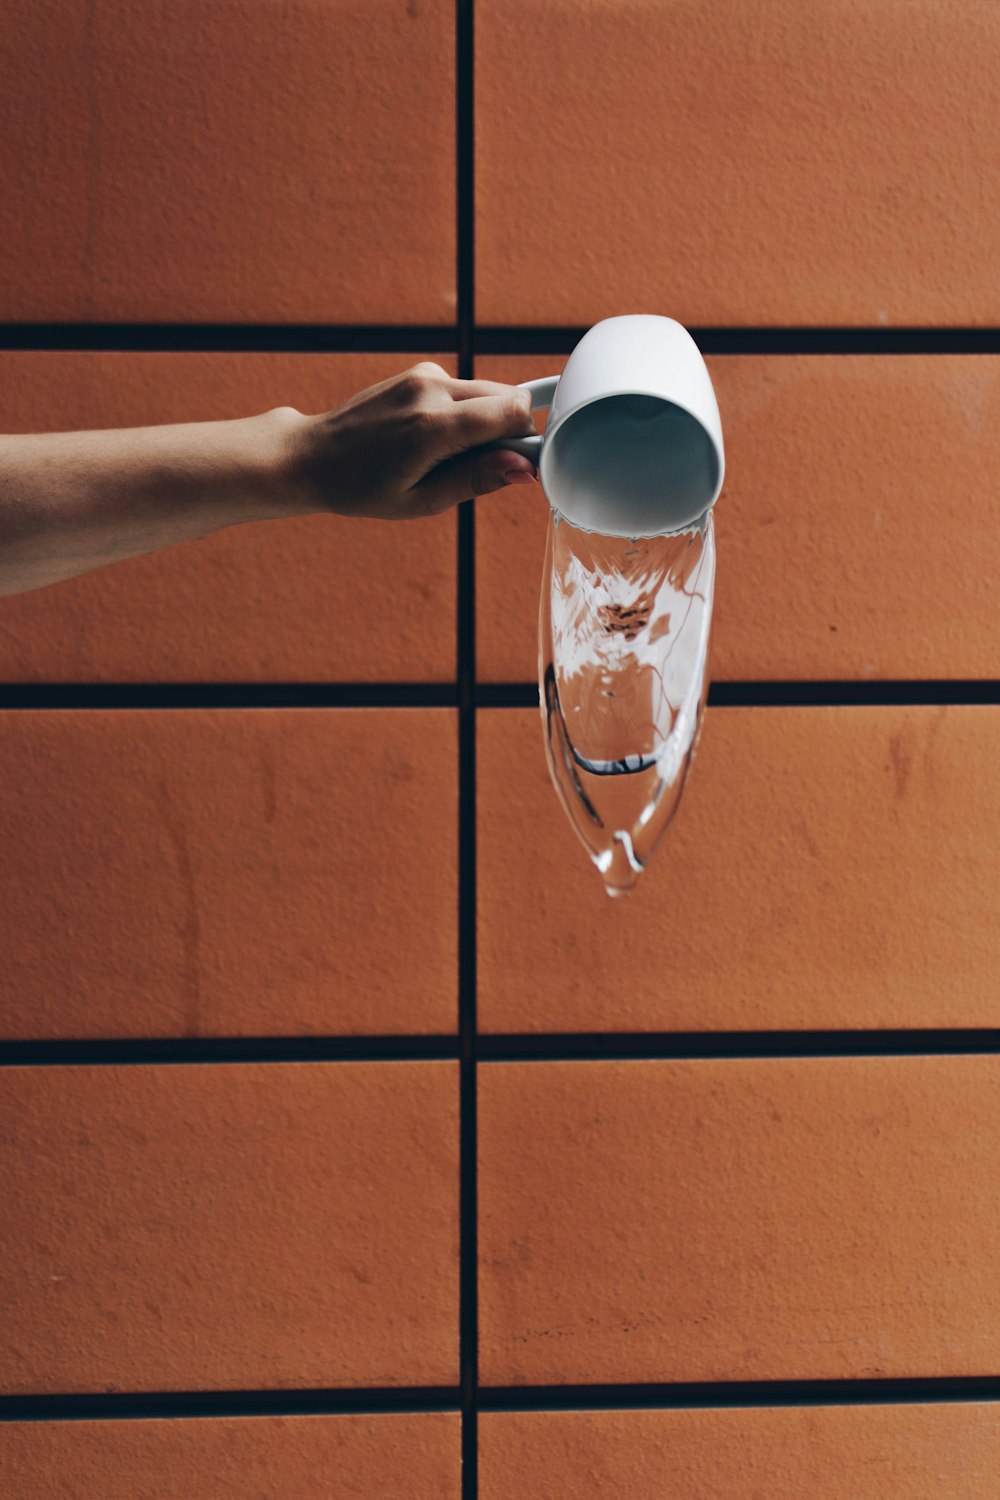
[544,394,721,537]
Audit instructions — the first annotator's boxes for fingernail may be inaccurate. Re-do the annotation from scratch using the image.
[504,470,536,485]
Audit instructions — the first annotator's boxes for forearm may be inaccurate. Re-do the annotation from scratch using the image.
[0,364,538,598]
[0,407,306,598]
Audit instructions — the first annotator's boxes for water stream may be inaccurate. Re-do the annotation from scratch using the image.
[539,508,715,896]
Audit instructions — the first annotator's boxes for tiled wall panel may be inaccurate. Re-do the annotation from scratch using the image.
[0,709,457,1039]
[0,353,456,683]
[477,0,1000,326]
[481,1406,1000,1499]
[0,1,455,323]
[0,1414,461,1499]
[1,0,994,1483]
[0,1062,458,1392]
[479,1057,1000,1385]
[479,705,1000,1034]
[476,355,1000,683]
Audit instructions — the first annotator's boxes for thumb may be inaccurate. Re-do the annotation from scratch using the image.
[414,447,537,513]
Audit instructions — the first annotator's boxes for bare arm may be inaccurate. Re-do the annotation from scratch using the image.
[0,362,538,598]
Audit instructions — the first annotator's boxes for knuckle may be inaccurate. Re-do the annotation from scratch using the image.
[397,363,448,415]
[401,361,446,396]
[397,369,426,399]
[506,391,533,426]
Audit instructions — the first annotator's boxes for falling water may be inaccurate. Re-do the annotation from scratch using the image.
[539,508,715,896]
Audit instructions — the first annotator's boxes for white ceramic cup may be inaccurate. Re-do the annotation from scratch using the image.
[490,314,725,537]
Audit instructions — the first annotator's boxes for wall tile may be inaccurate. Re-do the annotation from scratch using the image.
[477,0,1000,325]
[0,709,456,1039]
[475,355,1000,683]
[478,705,1000,1033]
[0,353,456,683]
[481,1406,1000,1499]
[1,1414,460,1499]
[0,1,455,323]
[479,1057,1000,1385]
[0,1062,458,1392]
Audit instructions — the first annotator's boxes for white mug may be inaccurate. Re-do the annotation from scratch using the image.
[491,314,725,537]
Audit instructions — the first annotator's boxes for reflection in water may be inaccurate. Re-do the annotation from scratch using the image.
[539,509,715,896]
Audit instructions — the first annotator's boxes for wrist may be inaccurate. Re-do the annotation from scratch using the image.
[242,405,316,522]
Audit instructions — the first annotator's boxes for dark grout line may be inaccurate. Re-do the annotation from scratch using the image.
[456,13,475,380]
[0,683,458,710]
[456,3,478,1495]
[4,325,1000,357]
[4,1377,998,1425]
[0,325,458,353]
[475,683,540,708]
[710,680,1000,707]
[479,1031,1000,1063]
[457,524,480,1500]
[6,681,999,713]
[0,1037,459,1068]
[4,1031,997,1070]
[0,1388,462,1423]
[479,1376,1000,1412]
[477,681,1000,710]
[475,327,1000,357]
[6,681,1000,712]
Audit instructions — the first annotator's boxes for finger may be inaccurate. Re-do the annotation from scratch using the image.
[413,447,538,514]
[437,390,536,449]
[440,375,537,404]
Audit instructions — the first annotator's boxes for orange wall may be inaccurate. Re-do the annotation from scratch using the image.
[2,1,1000,1494]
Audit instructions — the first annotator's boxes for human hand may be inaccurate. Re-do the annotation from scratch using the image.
[280,361,540,521]
[0,368,539,597]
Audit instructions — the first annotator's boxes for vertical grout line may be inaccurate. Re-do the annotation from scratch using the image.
[455,0,478,1497]
[456,1,475,380]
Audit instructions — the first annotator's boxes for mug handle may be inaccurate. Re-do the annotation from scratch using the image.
[483,375,559,460]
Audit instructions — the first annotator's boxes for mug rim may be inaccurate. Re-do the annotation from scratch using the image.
[540,388,726,513]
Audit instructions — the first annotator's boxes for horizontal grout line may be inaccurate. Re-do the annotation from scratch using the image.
[479,1376,1000,1412]
[0,683,458,710]
[0,325,458,353]
[0,1387,461,1423]
[479,1030,1000,1062]
[0,1037,459,1067]
[4,1377,997,1424]
[476,683,541,708]
[710,680,1000,707]
[475,327,1000,357]
[4,1031,999,1069]
[4,682,997,712]
[2,325,1000,356]
[478,681,1000,709]
[3,681,1000,712]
